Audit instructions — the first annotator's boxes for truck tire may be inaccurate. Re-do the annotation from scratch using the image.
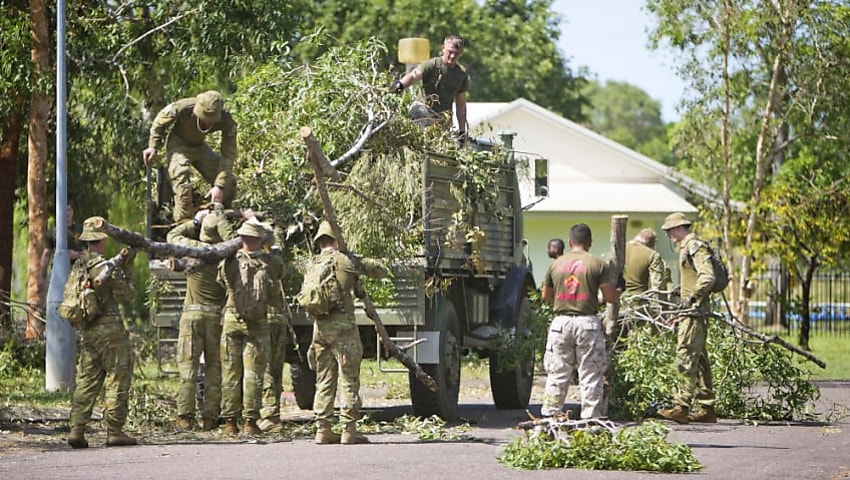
[489,294,534,409]
[290,358,316,411]
[409,301,461,420]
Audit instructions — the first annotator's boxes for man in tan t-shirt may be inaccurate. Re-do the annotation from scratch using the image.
[541,223,619,419]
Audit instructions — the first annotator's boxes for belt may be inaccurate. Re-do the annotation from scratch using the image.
[184,304,222,314]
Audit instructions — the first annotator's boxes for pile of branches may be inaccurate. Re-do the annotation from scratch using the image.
[608,291,823,421]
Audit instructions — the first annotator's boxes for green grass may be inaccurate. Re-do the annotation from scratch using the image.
[789,335,850,380]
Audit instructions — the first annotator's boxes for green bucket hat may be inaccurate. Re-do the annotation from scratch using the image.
[79,216,109,242]
[193,90,224,125]
[237,219,269,239]
[313,220,336,243]
[661,212,693,231]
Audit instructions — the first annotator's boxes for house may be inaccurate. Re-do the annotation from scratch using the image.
[463,98,701,287]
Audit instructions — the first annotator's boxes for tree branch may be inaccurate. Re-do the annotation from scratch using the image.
[111,7,201,63]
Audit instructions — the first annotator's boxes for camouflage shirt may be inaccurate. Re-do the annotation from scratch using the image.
[678,232,715,304]
[166,220,226,307]
[147,97,238,170]
[83,251,135,318]
[311,247,386,323]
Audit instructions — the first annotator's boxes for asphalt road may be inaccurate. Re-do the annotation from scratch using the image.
[1,381,848,480]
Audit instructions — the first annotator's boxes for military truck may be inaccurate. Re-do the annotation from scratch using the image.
[148,133,536,421]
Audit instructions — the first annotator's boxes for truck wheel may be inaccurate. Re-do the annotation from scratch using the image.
[290,357,316,411]
[409,301,461,420]
[489,294,534,409]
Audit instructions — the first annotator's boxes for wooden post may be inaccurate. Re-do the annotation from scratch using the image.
[605,215,628,340]
[603,214,628,416]
[300,126,438,392]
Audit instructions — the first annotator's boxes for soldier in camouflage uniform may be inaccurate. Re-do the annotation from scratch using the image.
[67,217,137,448]
[541,223,619,419]
[658,212,717,424]
[258,245,292,432]
[218,219,273,435]
[166,205,246,431]
[307,221,386,444]
[142,90,238,222]
[624,228,665,297]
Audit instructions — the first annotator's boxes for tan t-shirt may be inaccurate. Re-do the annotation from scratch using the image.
[544,250,612,315]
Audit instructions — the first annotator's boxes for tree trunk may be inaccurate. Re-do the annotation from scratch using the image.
[0,104,23,326]
[300,126,437,393]
[797,257,817,351]
[26,0,51,339]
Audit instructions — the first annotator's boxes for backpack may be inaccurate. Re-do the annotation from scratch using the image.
[230,251,271,321]
[689,242,730,294]
[59,256,101,329]
[296,253,343,318]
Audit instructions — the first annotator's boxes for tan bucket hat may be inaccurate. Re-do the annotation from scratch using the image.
[193,90,224,124]
[313,220,336,243]
[237,218,269,238]
[661,212,693,231]
[78,216,109,242]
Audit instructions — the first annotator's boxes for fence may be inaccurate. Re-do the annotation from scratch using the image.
[747,264,850,337]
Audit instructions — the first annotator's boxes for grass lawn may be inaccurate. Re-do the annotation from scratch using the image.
[790,335,850,381]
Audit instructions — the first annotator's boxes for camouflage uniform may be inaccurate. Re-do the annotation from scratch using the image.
[166,209,235,428]
[260,251,291,424]
[309,248,385,426]
[147,91,238,221]
[67,218,136,447]
[673,231,716,410]
[218,242,272,426]
[541,250,612,419]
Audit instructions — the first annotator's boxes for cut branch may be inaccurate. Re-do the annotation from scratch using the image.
[300,126,438,392]
[88,216,242,262]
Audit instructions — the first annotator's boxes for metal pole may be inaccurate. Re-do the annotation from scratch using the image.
[45,0,76,391]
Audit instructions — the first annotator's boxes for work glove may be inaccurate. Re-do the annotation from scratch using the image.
[680,295,697,310]
[453,130,468,146]
[192,208,210,225]
[390,79,404,94]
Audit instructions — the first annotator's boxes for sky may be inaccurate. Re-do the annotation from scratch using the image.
[551,0,685,122]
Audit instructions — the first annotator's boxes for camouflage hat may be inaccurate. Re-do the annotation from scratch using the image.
[78,216,109,242]
[313,220,336,243]
[236,218,269,238]
[193,90,224,124]
[661,212,693,231]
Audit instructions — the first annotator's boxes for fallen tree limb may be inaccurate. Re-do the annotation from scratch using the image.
[621,290,827,369]
[301,126,438,393]
[88,216,242,262]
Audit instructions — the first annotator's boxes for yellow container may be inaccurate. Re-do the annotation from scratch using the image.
[398,38,430,65]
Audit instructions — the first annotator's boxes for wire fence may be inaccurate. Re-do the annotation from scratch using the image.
[747,264,850,337]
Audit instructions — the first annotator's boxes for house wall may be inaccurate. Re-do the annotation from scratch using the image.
[523,212,681,288]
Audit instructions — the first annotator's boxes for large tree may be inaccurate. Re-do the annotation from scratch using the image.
[647,0,850,334]
[582,80,673,165]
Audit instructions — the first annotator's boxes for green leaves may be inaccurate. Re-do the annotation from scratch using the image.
[499,421,702,472]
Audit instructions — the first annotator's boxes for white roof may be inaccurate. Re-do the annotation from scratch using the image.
[523,182,698,214]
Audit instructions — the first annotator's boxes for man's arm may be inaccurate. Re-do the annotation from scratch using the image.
[690,243,716,303]
[166,217,206,247]
[455,92,467,133]
[143,102,178,164]
[541,283,554,303]
[395,67,424,92]
[648,251,666,292]
[218,111,238,173]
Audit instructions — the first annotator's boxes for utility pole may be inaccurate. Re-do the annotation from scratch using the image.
[45,0,76,391]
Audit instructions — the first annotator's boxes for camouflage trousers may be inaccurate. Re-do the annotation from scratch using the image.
[260,312,290,420]
[166,141,236,221]
[541,315,607,419]
[673,316,715,409]
[176,308,222,422]
[220,313,270,421]
[70,317,133,429]
[312,319,363,424]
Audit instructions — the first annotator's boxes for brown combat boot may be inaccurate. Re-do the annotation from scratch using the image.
[257,417,282,432]
[243,419,262,435]
[67,425,88,449]
[201,417,218,432]
[341,422,369,445]
[222,417,239,435]
[176,416,194,431]
[314,420,341,444]
[658,405,690,424]
[106,428,138,447]
[688,406,717,423]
